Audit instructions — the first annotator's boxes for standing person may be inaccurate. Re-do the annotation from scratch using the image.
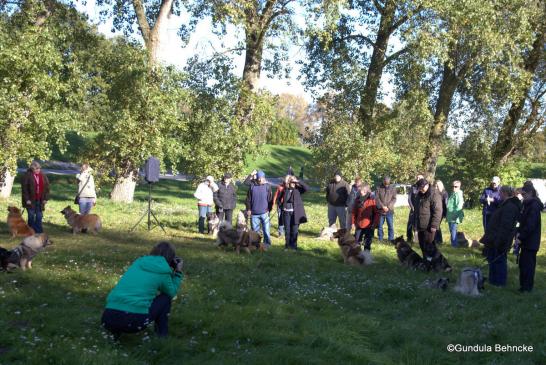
[376,176,397,243]
[480,186,521,287]
[281,176,309,250]
[517,184,542,292]
[446,181,464,247]
[352,183,380,251]
[193,176,216,234]
[414,178,451,272]
[407,174,424,242]
[244,170,273,249]
[346,177,363,230]
[21,161,50,234]
[479,176,502,231]
[273,175,291,238]
[325,171,350,229]
[75,163,97,215]
[101,242,184,338]
[213,173,237,227]
[433,180,448,244]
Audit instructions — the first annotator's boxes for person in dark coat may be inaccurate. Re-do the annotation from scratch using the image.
[21,161,50,234]
[433,180,449,244]
[480,186,522,287]
[213,173,237,227]
[517,184,542,292]
[244,170,273,249]
[414,178,451,272]
[325,171,350,228]
[279,176,308,250]
[407,174,424,242]
[352,183,380,251]
[479,176,502,232]
[375,176,397,243]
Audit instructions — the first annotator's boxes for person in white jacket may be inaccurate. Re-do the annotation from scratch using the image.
[76,163,97,215]
[193,176,218,233]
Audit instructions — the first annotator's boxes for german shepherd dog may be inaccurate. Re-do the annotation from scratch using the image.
[207,212,220,238]
[7,206,35,238]
[333,228,372,266]
[1,234,53,271]
[454,267,484,296]
[394,236,428,271]
[215,221,263,254]
[60,206,102,234]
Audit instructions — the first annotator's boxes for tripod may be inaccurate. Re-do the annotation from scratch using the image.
[130,183,166,233]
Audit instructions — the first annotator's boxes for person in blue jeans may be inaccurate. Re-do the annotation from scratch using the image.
[244,170,273,249]
[375,176,397,243]
[21,161,50,234]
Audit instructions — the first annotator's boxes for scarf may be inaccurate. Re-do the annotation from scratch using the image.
[33,172,44,200]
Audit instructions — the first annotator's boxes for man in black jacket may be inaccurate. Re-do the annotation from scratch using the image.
[517,184,542,292]
[213,173,237,227]
[376,176,397,243]
[415,178,451,272]
[480,186,522,287]
[407,174,424,242]
[325,171,350,228]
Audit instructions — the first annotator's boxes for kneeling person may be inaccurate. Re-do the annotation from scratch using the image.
[102,242,184,338]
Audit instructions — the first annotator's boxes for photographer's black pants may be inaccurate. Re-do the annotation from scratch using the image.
[519,249,537,292]
[102,294,172,337]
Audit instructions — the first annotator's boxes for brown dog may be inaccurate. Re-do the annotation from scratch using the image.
[0,233,52,271]
[7,206,35,238]
[332,228,372,266]
[60,206,102,234]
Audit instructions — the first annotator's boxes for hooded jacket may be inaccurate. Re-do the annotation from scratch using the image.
[415,187,443,232]
[446,190,464,224]
[518,197,542,251]
[352,193,380,229]
[194,182,214,206]
[105,255,183,314]
[480,196,522,252]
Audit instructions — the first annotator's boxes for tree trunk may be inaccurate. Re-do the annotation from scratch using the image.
[237,28,265,124]
[110,172,137,203]
[422,62,459,179]
[358,0,396,132]
[0,170,15,200]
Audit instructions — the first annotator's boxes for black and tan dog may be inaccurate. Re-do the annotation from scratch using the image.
[0,234,52,271]
[216,220,263,254]
[60,206,102,234]
[394,236,428,271]
[333,228,372,266]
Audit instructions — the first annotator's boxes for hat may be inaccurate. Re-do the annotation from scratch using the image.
[333,170,341,177]
[416,178,429,188]
[205,175,214,183]
[491,176,500,184]
[223,172,232,179]
[256,170,265,179]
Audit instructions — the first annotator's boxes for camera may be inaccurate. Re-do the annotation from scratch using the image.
[171,256,183,270]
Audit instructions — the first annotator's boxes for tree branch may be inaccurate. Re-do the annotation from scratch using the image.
[132,0,151,45]
[153,0,174,37]
[373,0,385,15]
[341,34,375,48]
[384,46,408,64]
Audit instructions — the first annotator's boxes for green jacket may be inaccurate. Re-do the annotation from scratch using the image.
[446,190,464,224]
[106,256,183,314]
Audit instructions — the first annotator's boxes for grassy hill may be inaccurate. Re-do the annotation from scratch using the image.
[0,175,545,364]
[244,144,314,178]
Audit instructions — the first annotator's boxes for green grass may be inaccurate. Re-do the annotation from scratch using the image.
[245,144,314,179]
[1,175,545,364]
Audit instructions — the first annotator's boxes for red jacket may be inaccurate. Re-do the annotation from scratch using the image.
[352,194,380,229]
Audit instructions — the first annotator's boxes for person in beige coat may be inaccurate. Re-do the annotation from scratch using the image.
[76,163,97,215]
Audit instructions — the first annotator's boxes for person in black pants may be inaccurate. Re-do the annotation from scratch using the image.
[407,174,424,242]
[213,173,237,227]
[281,176,308,250]
[517,184,542,292]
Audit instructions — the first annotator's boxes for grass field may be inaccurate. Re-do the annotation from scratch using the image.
[0,175,545,365]
[244,144,314,178]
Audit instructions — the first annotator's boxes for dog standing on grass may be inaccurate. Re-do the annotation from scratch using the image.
[60,206,102,234]
[0,233,52,271]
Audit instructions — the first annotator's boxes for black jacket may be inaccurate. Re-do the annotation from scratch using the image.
[213,181,237,210]
[325,179,350,206]
[376,184,397,214]
[518,197,542,251]
[480,197,522,252]
[440,190,448,218]
[281,182,309,224]
[415,187,442,232]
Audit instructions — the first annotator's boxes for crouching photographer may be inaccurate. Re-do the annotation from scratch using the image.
[101,242,184,338]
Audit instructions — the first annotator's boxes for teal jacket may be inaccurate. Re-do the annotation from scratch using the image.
[106,256,183,314]
[446,190,464,224]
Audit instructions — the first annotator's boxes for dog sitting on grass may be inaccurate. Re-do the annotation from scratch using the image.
[215,221,263,254]
[0,234,52,271]
[7,206,35,238]
[394,236,428,271]
[454,267,484,296]
[207,212,220,238]
[332,228,372,266]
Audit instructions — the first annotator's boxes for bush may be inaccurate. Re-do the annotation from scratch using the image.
[266,117,301,146]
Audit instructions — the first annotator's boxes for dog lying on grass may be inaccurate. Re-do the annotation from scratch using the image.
[317,224,337,240]
[7,206,35,238]
[60,206,102,234]
[0,234,52,271]
[332,228,372,266]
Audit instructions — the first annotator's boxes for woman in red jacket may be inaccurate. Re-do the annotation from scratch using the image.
[352,183,380,251]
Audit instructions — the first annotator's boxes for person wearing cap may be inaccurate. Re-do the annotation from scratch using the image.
[479,176,502,231]
[213,173,237,227]
[21,161,50,234]
[193,176,217,234]
[375,175,397,243]
[325,170,351,229]
[480,185,521,287]
[446,181,464,247]
[414,178,451,271]
[407,174,424,242]
[517,184,542,292]
[244,170,273,248]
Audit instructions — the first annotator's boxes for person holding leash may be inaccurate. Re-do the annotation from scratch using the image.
[75,163,97,215]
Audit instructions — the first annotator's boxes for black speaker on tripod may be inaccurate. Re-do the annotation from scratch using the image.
[130,157,166,233]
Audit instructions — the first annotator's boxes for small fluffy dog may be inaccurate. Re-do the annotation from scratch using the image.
[207,212,220,238]
[7,206,35,238]
[421,277,450,291]
[236,210,248,230]
[394,236,428,271]
[454,267,485,296]
[60,206,102,234]
[0,233,52,271]
[333,228,372,266]
[318,224,337,240]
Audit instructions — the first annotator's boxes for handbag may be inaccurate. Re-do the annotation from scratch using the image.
[75,175,91,205]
